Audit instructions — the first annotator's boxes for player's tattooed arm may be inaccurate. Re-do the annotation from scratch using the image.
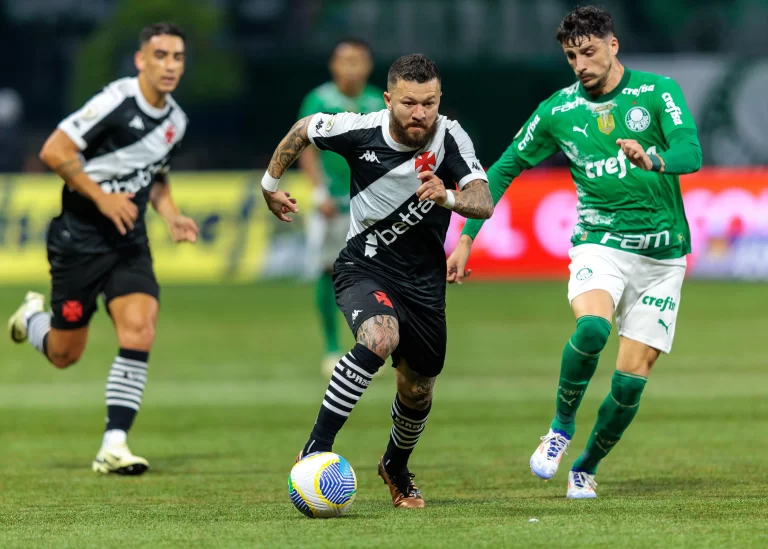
[267,116,313,179]
[356,315,400,360]
[53,158,85,181]
[452,179,494,219]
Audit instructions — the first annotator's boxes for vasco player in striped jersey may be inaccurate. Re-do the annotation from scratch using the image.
[8,23,197,476]
[261,54,494,508]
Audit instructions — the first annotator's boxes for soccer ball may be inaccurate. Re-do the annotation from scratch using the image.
[288,452,357,518]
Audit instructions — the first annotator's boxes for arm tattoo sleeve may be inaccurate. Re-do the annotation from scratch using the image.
[54,158,84,182]
[452,179,494,219]
[267,116,312,179]
[356,315,399,359]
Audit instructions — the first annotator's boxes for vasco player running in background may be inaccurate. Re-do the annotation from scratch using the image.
[8,23,197,475]
[261,54,493,508]
[448,6,702,498]
[297,38,385,377]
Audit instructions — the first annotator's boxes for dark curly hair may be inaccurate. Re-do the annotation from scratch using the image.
[556,5,615,46]
[387,54,441,90]
[139,22,185,47]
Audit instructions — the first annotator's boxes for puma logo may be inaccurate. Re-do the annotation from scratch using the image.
[559,395,577,406]
[573,124,588,137]
[658,318,673,334]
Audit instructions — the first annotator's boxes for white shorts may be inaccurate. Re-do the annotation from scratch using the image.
[305,212,350,274]
[567,244,687,354]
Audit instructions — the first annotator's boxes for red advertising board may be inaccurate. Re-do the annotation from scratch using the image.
[445,168,768,279]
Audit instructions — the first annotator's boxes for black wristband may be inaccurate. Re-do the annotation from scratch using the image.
[650,154,663,172]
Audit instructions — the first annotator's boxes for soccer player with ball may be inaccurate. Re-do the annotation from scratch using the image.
[448,6,702,498]
[263,54,493,509]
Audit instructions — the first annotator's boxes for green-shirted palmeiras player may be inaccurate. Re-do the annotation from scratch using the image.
[447,6,702,498]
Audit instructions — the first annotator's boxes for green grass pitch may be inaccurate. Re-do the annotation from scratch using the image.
[1,281,766,548]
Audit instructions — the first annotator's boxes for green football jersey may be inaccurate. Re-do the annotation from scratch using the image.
[298,82,386,212]
[465,69,701,259]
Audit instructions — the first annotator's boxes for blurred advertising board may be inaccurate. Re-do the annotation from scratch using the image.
[0,172,309,284]
[446,168,768,280]
[1,168,766,283]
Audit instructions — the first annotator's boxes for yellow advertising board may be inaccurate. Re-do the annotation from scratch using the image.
[0,171,311,284]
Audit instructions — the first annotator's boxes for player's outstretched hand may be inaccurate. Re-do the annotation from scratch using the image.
[416,171,448,206]
[446,235,473,285]
[167,214,200,243]
[616,138,652,171]
[95,193,138,236]
[262,189,299,222]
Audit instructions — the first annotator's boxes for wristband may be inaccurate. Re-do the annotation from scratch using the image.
[443,190,456,210]
[650,154,663,173]
[261,172,280,192]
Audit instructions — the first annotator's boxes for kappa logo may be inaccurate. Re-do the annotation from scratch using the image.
[471,161,482,171]
[315,117,324,131]
[352,309,363,322]
[359,150,380,163]
[128,115,144,131]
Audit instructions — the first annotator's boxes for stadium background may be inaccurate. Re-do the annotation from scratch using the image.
[1,1,767,547]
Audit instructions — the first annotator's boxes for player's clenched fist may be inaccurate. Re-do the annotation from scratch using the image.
[95,193,138,235]
[262,189,299,223]
[416,171,449,206]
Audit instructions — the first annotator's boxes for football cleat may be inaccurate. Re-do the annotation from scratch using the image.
[530,428,571,480]
[567,471,598,499]
[378,458,425,508]
[92,443,149,476]
[8,291,46,343]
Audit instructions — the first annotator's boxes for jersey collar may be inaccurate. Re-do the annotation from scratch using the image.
[131,77,171,118]
[578,68,631,103]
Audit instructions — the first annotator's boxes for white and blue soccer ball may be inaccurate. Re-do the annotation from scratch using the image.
[288,452,357,518]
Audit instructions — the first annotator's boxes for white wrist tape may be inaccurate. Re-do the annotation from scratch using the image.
[261,172,281,192]
[442,190,456,210]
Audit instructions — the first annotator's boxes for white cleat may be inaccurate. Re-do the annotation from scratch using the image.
[530,428,571,480]
[8,291,45,343]
[567,471,598,499]
[92,443,149,476]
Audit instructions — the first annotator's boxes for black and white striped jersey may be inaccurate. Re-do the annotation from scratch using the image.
[307,109,487,306]
[55,77,187,252]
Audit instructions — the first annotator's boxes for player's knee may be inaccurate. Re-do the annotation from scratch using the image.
[117,317,156,350]
[572,315,612,356]
[356,315,399,360]
[49,348,83,369]
[397,377,435,411]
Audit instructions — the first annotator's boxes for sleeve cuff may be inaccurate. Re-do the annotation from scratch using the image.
[58,123,87,150]
[457,171,488,190]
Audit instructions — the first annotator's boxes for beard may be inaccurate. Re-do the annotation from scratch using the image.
[389,114,438,149]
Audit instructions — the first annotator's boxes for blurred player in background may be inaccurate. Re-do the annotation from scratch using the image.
[448,6,702,498]
[8,23,197,475]
[297,38,386,377]
[262,54,493,508]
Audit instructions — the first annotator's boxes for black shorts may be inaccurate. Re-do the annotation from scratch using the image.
[47,243,160,330]
[334,269,447,378]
